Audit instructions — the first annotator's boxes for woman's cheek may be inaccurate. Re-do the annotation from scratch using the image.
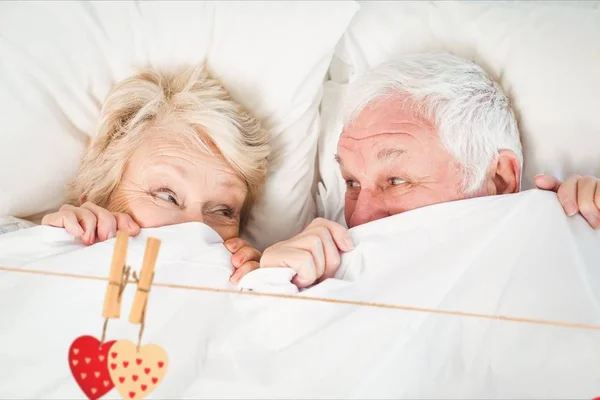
[212,224,240,241]
[129,203,178,228]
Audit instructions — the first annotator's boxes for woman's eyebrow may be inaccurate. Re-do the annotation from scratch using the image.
[216,174,248,192]
[145,162,188,179]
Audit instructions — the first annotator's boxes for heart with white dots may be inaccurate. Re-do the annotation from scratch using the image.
[68,336,116,400]
[107,340,168,400]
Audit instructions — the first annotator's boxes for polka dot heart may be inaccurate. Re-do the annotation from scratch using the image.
[68,335,116,400]
[107,340,168,400]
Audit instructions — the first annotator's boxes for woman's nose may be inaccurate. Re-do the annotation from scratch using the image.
[349,190,389,228]
[181,205,205,225]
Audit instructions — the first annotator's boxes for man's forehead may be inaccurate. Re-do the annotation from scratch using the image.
[341,96,431,140]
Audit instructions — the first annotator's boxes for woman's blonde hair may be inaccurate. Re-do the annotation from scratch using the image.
[68,65,269,228]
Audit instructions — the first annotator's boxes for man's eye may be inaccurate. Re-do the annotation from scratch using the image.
[155,191,179,206]
[345,180,360,189]
[389,177,407,186]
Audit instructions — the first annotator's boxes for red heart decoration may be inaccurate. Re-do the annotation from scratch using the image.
[68,335,116,400]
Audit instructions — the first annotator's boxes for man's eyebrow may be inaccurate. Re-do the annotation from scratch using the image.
[334,154,341,163]
[377,148,406,162]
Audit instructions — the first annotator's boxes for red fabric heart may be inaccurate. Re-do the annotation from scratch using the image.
[68,335,116,400]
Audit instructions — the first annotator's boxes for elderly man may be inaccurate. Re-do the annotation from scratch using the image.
[260,52,600,289]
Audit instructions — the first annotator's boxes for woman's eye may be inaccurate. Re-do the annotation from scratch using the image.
[345,180,360,189]
[389,177,407,186]
[155,191,179,206]
[214,207,234,218]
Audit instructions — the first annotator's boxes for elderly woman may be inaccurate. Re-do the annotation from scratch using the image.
[41,65,269,284]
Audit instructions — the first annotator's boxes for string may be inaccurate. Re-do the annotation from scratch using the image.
[2,265,600,331]
[131,271,146,352]
[100,318,109,345]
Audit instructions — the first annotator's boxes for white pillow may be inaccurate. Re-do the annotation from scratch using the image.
[316,81,348,226]
[0,0,359,250]
[318,0,600,217]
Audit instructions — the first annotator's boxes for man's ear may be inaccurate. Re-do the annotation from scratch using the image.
[490,150,521,195]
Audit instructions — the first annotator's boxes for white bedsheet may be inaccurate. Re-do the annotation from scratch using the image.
[1,189,599,398]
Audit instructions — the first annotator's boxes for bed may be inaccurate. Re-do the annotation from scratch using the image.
[1,1,600,398]
[1,190,599,398]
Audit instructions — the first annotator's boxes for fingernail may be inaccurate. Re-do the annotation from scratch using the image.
[129,221,138,230]
[534,174,544,180]
[565,203,577,217]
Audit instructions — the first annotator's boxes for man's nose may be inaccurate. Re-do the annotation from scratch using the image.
[349,190,390,228]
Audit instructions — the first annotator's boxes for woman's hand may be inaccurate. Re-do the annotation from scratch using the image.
[41,202,141,245]
[535,174,600,229]
[259,218,355,289]
[223,237,262,284]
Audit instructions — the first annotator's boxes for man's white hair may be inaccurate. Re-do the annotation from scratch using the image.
[343,52,523,193]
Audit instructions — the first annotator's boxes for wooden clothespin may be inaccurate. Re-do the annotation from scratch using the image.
[129,237,161,325]
[102,231,130,319]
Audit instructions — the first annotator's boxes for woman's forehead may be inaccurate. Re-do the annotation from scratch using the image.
[130,131,245,185]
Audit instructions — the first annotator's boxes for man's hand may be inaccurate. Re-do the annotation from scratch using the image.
[41,203,141,245]
[260,218,355,289]
[535,174,600,229]
[224,237,262,284]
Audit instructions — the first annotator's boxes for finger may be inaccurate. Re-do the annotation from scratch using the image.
[290,235,327,280]
[595,181,600,211]
[42,211,84,237]
[81,202,117,242]
[232,245,262,268]
[224,237,251,254]
[61,205,97,245]
[261,246,317,288]
[556,175,581,217]
[112,212,141,236]
[576,176,600,229]
[533,174,562,192]
[303,226,340,281]
[230,261,259,285]
[306,217,354,252]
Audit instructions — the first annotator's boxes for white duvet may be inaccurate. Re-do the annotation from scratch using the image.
[1,189,599,399]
